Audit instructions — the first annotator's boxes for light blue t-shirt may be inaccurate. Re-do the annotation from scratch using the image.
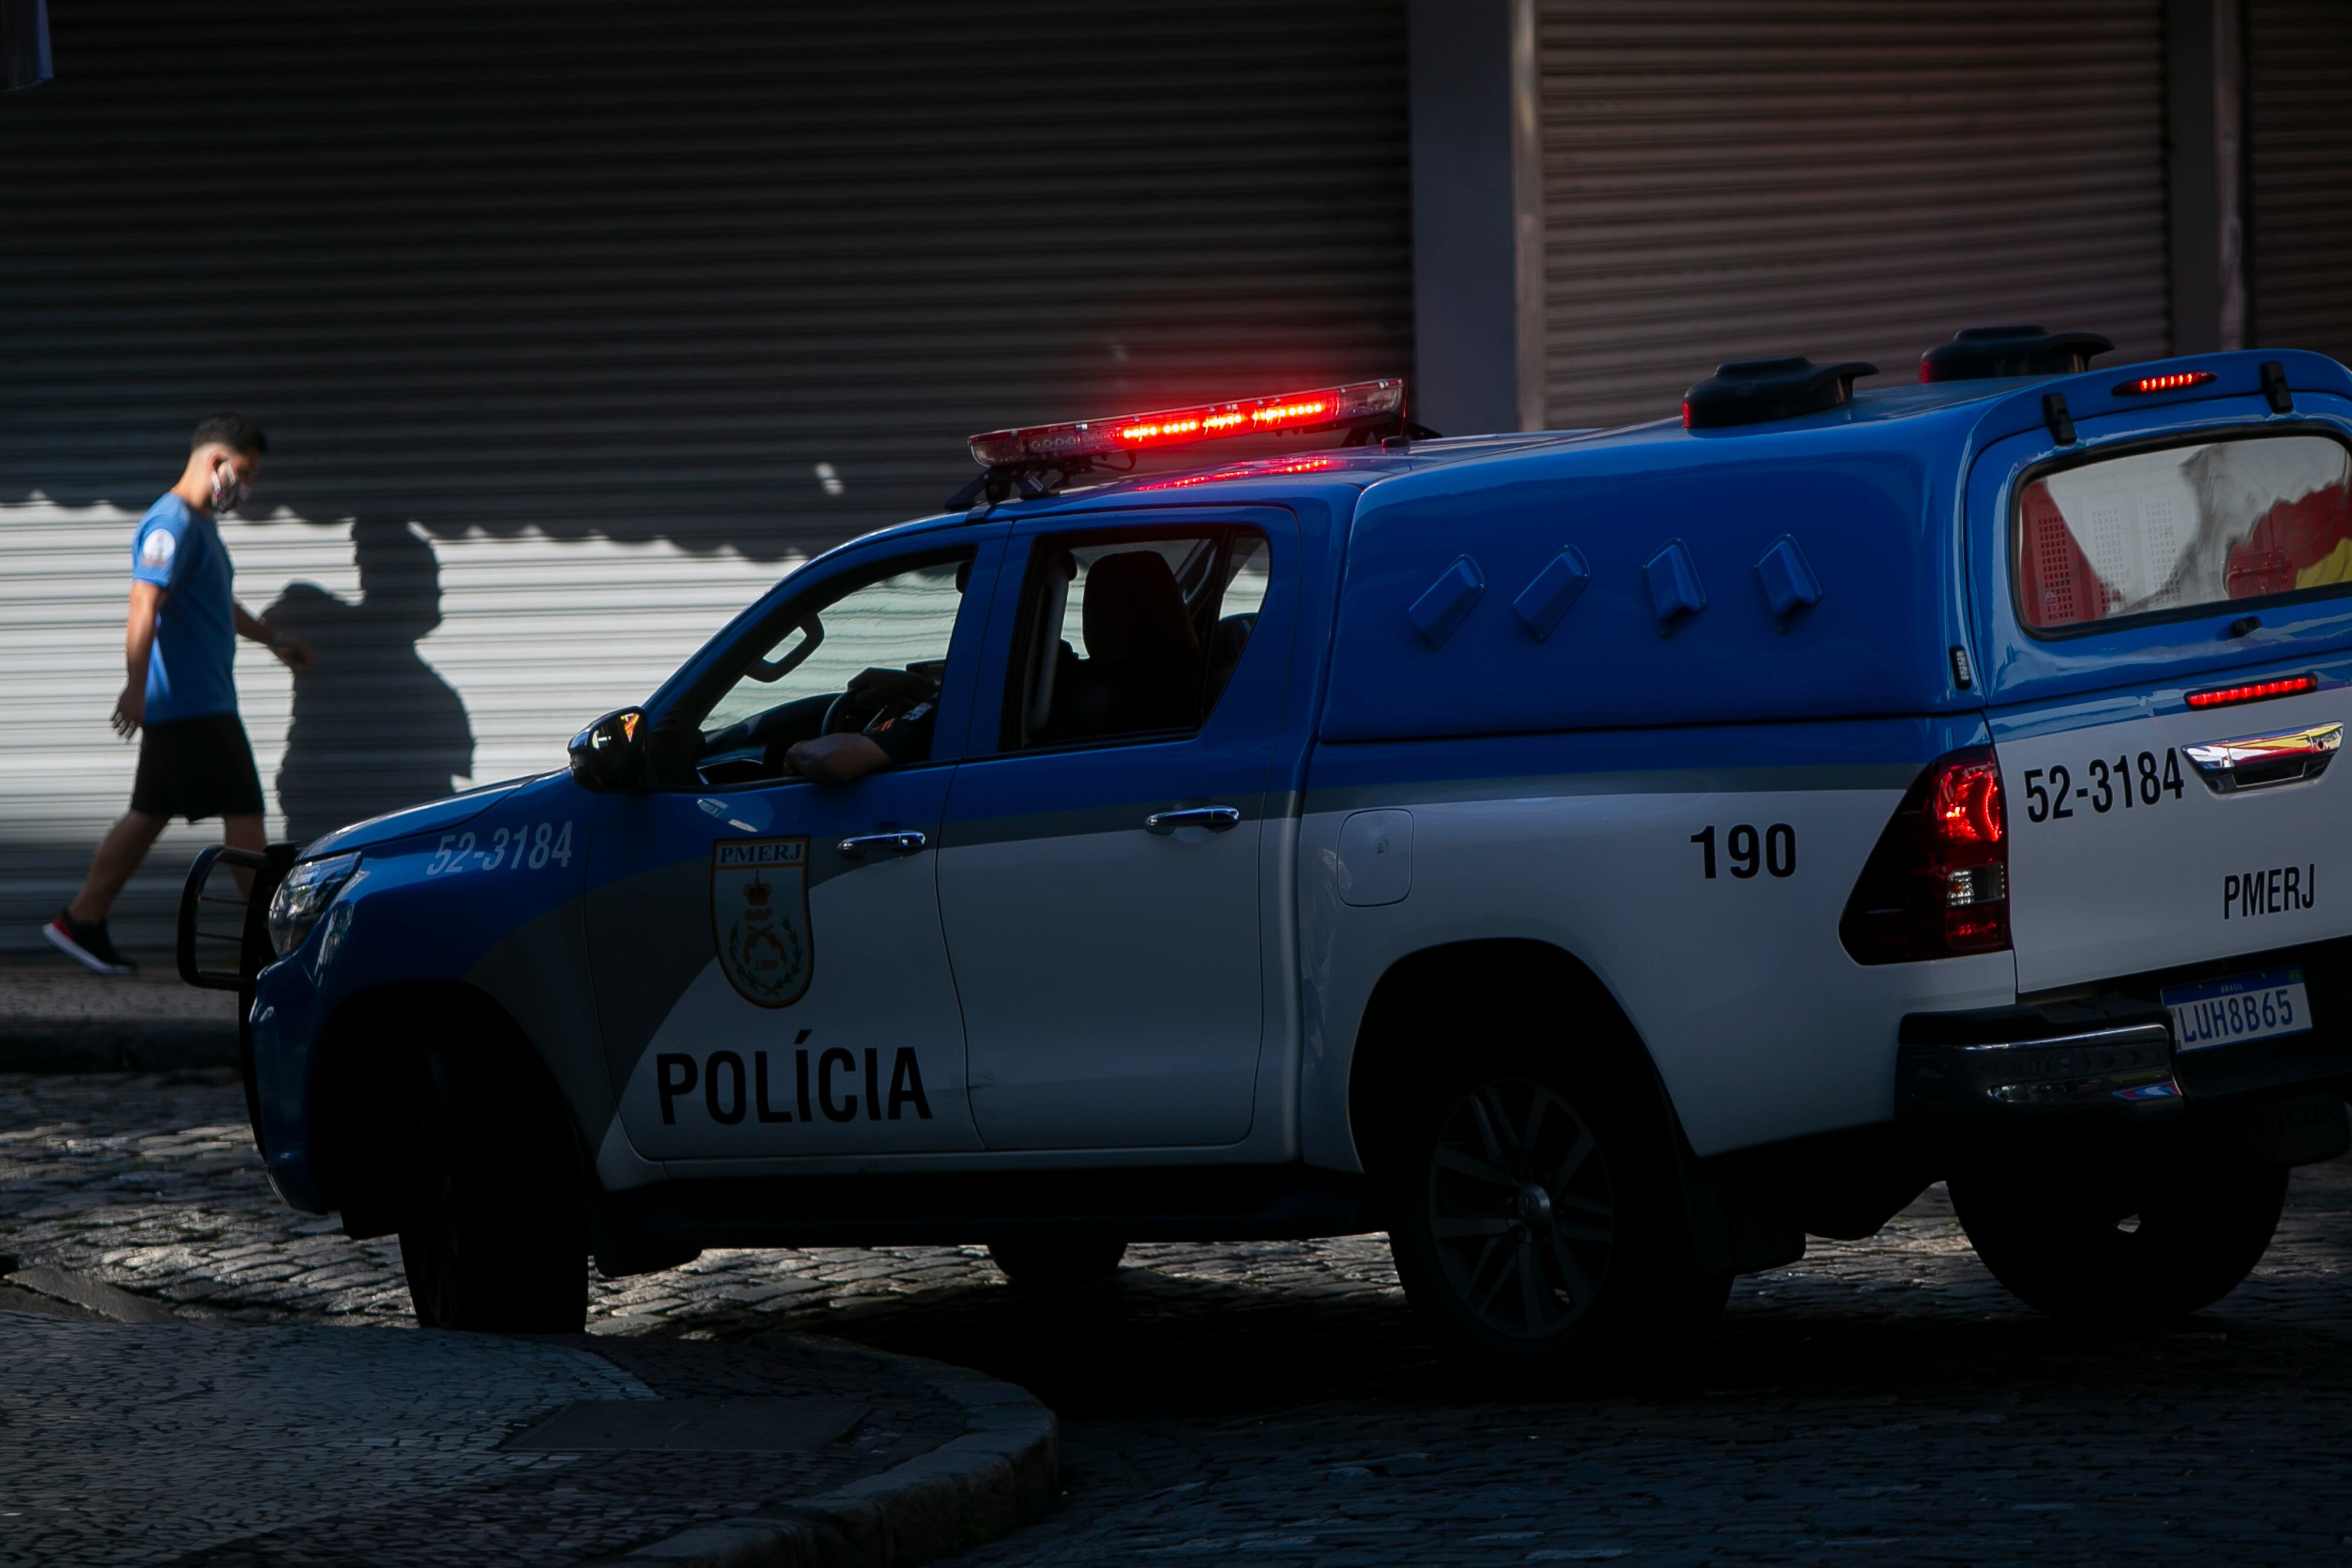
[129,494,238,723]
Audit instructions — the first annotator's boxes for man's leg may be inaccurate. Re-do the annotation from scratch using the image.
[223,813,266,895]
[67,810,169,925]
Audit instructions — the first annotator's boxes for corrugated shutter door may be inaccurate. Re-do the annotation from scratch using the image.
[2246,0,2352,364]
[0,1,1409,958]
[1535,1,2171,431]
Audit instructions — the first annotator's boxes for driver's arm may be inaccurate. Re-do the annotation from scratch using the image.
[784,694,938,785]
[782,732,893,784]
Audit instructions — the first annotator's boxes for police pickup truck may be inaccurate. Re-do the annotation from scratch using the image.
[183,333,2352,1375]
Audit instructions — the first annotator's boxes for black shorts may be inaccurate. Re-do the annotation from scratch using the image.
[131,713,265,821]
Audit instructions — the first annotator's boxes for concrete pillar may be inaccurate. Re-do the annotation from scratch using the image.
[2167,0,2247,353]
[1409,0,1546,433]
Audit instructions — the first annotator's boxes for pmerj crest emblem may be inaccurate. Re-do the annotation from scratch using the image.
[711,837,811,1007]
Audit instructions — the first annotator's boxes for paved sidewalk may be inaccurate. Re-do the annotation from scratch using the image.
[0,966,236,1071]
[0,1301,1048,1567]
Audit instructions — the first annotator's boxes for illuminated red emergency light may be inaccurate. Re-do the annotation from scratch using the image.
[2185,673,2317,710]
[968,380,1405,468]
[2114,370,2217,395]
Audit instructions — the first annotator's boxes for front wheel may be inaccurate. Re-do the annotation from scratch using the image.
[1949,1156,2286,1323]
[397,1044,588,1333]
[1385,1051,1728,1380]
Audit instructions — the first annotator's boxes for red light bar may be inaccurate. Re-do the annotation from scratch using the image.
[968,380,1405,468]
[2185,674,2318,710]
[2114,370,2217,395]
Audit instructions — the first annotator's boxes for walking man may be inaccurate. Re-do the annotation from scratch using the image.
[43,414,314,974]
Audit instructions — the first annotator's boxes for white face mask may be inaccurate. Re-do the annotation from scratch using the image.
[211,459,251,515]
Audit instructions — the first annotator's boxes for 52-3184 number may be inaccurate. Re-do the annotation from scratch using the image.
[426,821,574,876]
[2022,750,2183,824]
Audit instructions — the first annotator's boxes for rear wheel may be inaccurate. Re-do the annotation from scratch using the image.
[1386,1048,1728,1380]
[987,1236,1128,1289]
[397,1043,587,1333]
[1949,1155,2286,1323]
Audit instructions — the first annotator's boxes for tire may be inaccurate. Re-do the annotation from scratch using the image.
[1949,1155,2287,1323]
[1385,1047,1729,1381]
[397,1043,588,1333]
[987,1236,1128,1289]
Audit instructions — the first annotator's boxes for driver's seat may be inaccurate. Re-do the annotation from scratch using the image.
[1047,551,1204,741]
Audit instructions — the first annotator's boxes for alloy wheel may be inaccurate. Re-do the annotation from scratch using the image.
[1425,1078,1615,1339]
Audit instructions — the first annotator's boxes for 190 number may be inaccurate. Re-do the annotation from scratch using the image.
[1691,823,1796,880]
[426,821,574,876]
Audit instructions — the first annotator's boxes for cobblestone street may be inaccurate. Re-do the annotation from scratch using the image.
[8,1069,2352,1564]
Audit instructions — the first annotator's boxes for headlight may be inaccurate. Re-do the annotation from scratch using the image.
[268,853,361,957]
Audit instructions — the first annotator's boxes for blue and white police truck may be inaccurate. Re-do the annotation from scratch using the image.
[183,330,2352,1373]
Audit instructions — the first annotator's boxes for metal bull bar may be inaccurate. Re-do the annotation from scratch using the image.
[176,842,296,992]
[178,841,298,1155]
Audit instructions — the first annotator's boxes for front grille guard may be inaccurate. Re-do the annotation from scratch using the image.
[176,842,298,1158]
[176,844,293,991]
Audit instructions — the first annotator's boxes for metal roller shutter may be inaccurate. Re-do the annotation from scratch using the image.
[0,1,1410,958]
[1535,0,2171,431]
[2246,0,2352,364]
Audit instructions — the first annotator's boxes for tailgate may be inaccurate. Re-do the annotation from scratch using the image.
[1997,678,2345,991]
[1970,407,2352,994]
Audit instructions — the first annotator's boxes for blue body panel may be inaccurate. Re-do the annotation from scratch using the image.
[1318,401,1992,741]
[250,770,596,1208]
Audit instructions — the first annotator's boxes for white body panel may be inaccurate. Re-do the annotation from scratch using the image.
[614,857,980,1159]
[1297,789,2018,1167]
[1996,687,2352,992]
[938,818,1266,1149]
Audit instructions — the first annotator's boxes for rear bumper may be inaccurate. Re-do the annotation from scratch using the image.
[1896,993,2352,1163]
[1897,1004,2184,1118]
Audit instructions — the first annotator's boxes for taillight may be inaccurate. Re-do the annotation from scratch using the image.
[1840,747,2011,964]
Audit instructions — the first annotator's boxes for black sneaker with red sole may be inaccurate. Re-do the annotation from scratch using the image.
[42,910,136,975]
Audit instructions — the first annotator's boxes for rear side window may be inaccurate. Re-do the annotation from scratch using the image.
[2015,433,2352,633]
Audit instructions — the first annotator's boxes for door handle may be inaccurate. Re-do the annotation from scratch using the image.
[837,830,928,858]
[1144,805,1242,835]
[2181,723,2341,794]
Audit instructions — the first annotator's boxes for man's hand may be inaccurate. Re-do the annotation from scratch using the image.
[110,683,145,740]
[269,631,315,673]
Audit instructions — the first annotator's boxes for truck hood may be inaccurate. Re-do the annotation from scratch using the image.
[298,774,552,861]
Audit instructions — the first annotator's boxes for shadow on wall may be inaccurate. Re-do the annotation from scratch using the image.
[263,521,473,845]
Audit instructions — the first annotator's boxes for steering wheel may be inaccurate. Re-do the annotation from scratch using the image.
[822,667,942,738]
[821,688,899,737]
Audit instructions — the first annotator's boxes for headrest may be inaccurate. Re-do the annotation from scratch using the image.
[1082,551,1200,662]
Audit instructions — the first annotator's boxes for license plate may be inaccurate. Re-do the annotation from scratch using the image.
[2163,967,2313,1052]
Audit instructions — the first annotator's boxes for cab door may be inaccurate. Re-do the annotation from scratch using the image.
[938,510,1294,1148]
[585,534,1001,1159]
[1972,409,2352,997]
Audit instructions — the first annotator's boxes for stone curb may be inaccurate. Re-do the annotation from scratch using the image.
[1,1258,195,1324]
[597,1333,1059,1567]
[0,1020,238,1073]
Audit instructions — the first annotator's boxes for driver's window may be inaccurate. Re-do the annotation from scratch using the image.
[697,552,974,781]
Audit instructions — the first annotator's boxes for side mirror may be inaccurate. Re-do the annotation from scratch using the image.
[569,708,647,793]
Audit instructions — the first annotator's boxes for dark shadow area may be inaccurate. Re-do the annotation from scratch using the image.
[0,2,1411,563]
[263,521,472,845]
[636,1173,2352,1424]
[739,1259,2352,1424]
